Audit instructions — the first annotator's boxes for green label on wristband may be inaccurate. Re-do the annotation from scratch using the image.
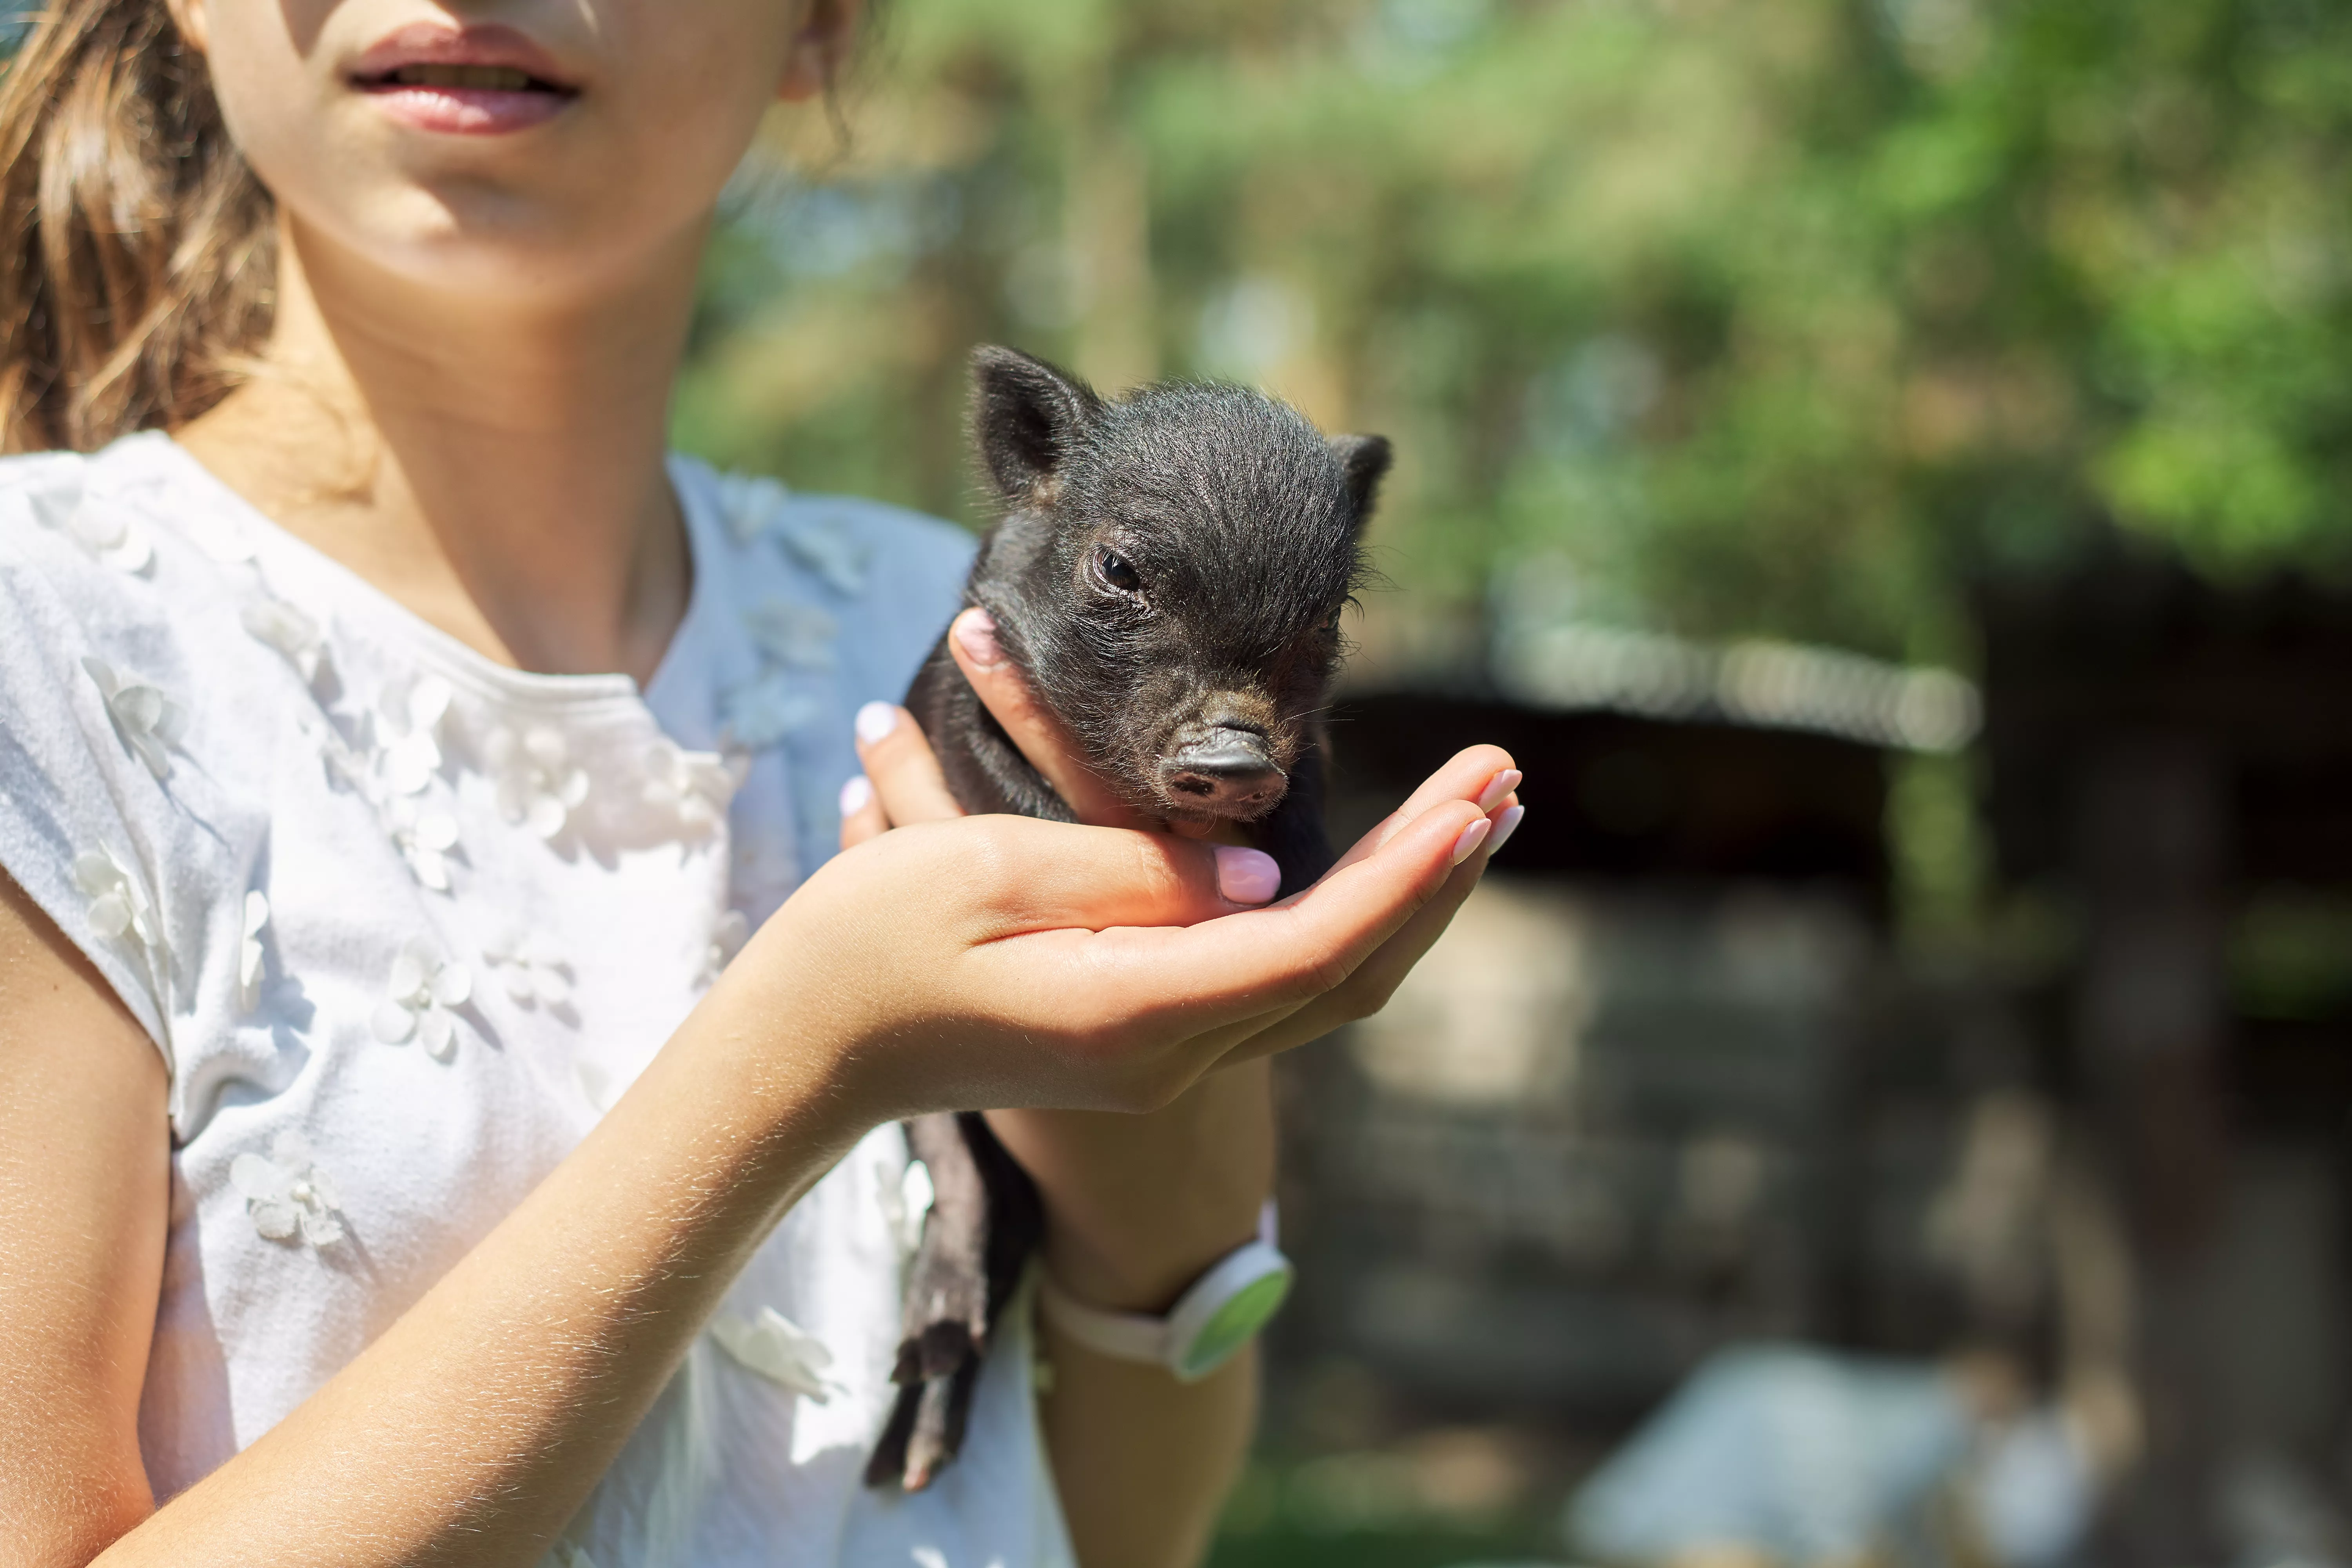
[1178,1271,1292,1381]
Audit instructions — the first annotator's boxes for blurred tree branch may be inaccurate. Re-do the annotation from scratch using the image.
[675,0,2352,668]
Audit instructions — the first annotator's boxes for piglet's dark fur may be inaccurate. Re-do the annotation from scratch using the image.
[864,346,1389,1491]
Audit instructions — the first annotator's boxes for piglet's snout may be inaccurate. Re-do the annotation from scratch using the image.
[1160,723,1287,816]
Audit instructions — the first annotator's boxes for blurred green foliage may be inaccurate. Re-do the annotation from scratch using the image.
[1204,1450,1565,1568]
[2230,888,2352,1022]
[674,0,2352,667]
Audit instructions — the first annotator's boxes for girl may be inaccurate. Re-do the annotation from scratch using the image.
[0,2,1523,1565]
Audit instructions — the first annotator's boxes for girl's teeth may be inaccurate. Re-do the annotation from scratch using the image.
[389,65,536,91]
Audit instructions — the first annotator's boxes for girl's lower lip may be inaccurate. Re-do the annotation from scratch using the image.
[359,84,572,135]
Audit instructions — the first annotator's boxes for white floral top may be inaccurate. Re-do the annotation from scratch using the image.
[0,433,1074,1568]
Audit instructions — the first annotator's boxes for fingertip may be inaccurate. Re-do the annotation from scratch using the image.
[1451,743,1519,781]
[855,702,900,747]
[951,606,1003,669]
[1474,768,1524,814]
[1416,798,1491,863]
[1214,845,1282,906]
[1488,803,1526,857]
[840,774,874,818]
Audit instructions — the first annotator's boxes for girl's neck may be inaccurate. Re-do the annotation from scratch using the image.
[176,213,701,685]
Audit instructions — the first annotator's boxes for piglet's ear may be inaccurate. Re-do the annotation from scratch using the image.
[970,345,1102,508]
[1328,434,1392,527]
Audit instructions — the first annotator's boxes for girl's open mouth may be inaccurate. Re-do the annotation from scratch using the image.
[347,28,581,136]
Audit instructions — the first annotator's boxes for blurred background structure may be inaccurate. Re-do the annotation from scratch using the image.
[673,1,2352,1562]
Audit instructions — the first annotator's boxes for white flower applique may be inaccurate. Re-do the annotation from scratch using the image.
[230,1131,345,1247]
[698,909,751,989]
[313,719,370,795]
[312,719,460,891]
[484,927,573,1010]
[483,723,590,839]
[877,1155,936,1256]
[239,891,270,1012]
[371,937,473,1060]
[744,598,839,672]
[19,473,80,532]
[241,595,332,687]
[781,519,869,599]
[575,1057,620,1117]
[73,847,164,958]
[641,740,745,837]
[382,797,462,892]
[181,508,257,565]
[710,1307,844,1403]
[309,680,461,890]
[29,477,152,574]
[82,657,185,779]
[715,471,791,547]
[720,674,824,754]
[720,597,841,754]
[373,673,454,796]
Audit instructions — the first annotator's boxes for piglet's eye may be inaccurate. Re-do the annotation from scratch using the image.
[1097,549,1143,594]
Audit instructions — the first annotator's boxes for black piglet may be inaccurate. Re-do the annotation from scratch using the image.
[865,345,1389,1490]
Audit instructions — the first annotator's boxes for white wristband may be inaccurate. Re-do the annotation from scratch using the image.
[1035,1203,1292,1384]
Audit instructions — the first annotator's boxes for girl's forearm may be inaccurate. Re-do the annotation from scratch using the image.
[1042,1338,1259,1568]
[991,1062,1278,1568]
[98,977,867,1568]
[988,1059,1276,1311]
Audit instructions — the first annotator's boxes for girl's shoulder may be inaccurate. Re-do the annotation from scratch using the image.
[0,429,249,560]
[0,435,272,730]
[0,433,298,760]
[0,436,275,1071]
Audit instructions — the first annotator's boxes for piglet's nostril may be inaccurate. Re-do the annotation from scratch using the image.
[1158,727,1288,818]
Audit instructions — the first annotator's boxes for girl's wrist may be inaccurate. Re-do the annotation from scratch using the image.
[1040,1197,1267,1316]
[670,936,894,1185]
[989,1062,1277,1315]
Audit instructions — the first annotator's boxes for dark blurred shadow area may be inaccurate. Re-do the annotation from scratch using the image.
[673,1,2352,1563]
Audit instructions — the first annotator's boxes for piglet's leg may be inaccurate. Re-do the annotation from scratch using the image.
[874,643,1057,1489]
[866,1112,1043,1490]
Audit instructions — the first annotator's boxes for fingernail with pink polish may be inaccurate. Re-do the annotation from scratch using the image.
[1215,846,1282,905]
[839,774,873,817]
[1450,817,1492,866]
[1488,803,1525,856]
[955,608,1003,668]
[1475,769,1523,813]
[855,702,898,745]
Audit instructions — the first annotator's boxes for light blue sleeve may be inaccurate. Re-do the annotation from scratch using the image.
[794,492,978,710]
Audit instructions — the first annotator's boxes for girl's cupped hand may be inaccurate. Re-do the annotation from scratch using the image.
[752,605,1523,1124]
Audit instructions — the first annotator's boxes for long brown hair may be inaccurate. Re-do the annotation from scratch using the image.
[0,0,274,455]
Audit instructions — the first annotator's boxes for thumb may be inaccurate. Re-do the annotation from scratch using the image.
[948,608,1152,830]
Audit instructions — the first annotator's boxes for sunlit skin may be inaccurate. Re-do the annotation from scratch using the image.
[0,3,1522,1565]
